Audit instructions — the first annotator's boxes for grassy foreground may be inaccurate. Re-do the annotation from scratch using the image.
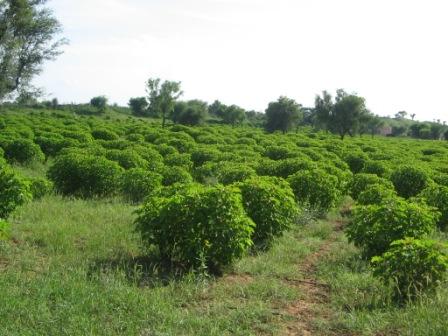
[0,195,334,335]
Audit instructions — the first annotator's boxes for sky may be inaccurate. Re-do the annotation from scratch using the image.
[34,0,448,122]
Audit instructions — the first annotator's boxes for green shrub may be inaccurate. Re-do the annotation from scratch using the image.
[162,166,193,186]
[29,178,53,200]
[135,184,255,272]
[237,176,299,248]
[4,139,45,165]
[0,166,31,218]
[344,152,368,174]
[287,169,339,215]
[120,168,163,203]
[420,185,448,230]
[357,184,397,205]
[264,146,296,160]
[391,165,430,199]
[91,128,119,141]
[361,160,389,177]
[215,162,256,185]
[164,153,193,170]
[48,153,123,198]
[346,198,439,259]
[349,173,393,200]
[190,148,221,167]
[105,149,148,170]
[372,238,448,301]
[0,219,10,240]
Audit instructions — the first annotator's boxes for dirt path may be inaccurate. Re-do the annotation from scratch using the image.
[282,218,347,336]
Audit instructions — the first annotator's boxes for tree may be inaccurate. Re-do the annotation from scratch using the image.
[90,96,107,112]
[410,113,416,120]
[331,90,368,140]
[265,96,302,133]
[172,99,208,125]
[146,78,182,128]
[0,0,65,100]
[395,111,408,119]
[222,104,246,126]
[208,100,227,118]
[128,97,148,116]
[365,114,385,138]
[314,90,333,130]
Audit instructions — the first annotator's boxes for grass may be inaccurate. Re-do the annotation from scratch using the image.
[0,195,333,335]
[315,233,448,335]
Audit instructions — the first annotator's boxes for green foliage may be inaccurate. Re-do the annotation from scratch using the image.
[361,160,389,177]
[265,96,302,133]
[287,169,339,215]
[172,100,208,125]
[105,149,148,170]
[391,165,430,199]
[420,185,448,230]
[237,176,299,247]
[29,177,53,200]
[128,97,149,116]
[120,168,162,203]
[215,162,256,185]
[91,128,119,141]
[357,184,397,205]
[4,139,45,165]
[161,166,193,186]
[372,238,448,301]
[346,198,439,259]
[349,173,393,200]
[0,166,31,218]
[344,152,367,174]
[48,153,123,198]
[0,219,10,240]
[135,184,255,272]
[90,96,108,112]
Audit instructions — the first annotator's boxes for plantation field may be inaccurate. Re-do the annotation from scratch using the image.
[1,109,448,335]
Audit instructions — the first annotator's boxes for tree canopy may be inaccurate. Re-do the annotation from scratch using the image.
[265,96,302,133]
[146,78,182,128]
[0,0,65,100]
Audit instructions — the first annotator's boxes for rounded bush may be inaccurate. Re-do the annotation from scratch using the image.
[349,173,393,200]
[420,185,448,230]
[4,139,45,165]
[0,166,31,219]
[120,168,163,203]
[237,176,299,247]
[135,184,255,272]
[191,148,221,167]
[287,169,339,215]
[215,162,256,185]
[372,238,448,301]
[346,198,439,259]
[105,149,148,170]
[361,160,389,177]
[29,178,53,200]
[344,152,368,174]
[48,153,123,198]
[357,184,397,205]
[391,165,430,199]
[162,166,193,186]
[91,128,119,141]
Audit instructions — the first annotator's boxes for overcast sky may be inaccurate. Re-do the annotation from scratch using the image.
[35,0,448,122]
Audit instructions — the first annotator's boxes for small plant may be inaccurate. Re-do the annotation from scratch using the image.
[161,166,192,186]
[29,178,53,200]
[357,184,397,205]
[346,198,439,259]
[215,162,256,185]
[372,238,448,302]
[237,176,299,248]
[121,168,163,203]
[344,152,368,174]
[0,166,32,218]
[135,184,255,272]
[0,219,10,240]
[4,139,45,165]
[91,128,119,141]
[349,173,393,200]
[391,165,430,199]
[48,153,123,198]
[287,169,339,215]
[419,185,448,230]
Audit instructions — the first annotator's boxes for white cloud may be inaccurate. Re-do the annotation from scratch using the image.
[35,0,448,122]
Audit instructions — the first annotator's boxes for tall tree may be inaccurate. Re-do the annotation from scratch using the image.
[128,97,148,116]
[314,90,333,130]
[330,90,368,140]
[172,99,208,125]
[222,104,246,126]
[0,0,65,100]
[146,78,182,128]
[265,96,302,133]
